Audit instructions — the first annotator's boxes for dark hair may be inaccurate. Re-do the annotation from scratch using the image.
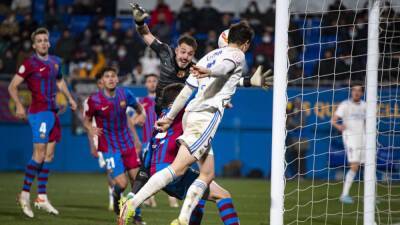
[100,66,118,77]
[177,35,198,50]
[228,21,255,46]
[144,73,159,82]
[31,27,49,42]
[95,72,102,81]
[351,82,364,92]
[160,83,185,109]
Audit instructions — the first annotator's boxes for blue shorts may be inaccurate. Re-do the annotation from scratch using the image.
[28,111,57,143]
[163,167,209,200]
[102,151,125,179]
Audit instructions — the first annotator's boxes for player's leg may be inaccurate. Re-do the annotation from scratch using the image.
[34,141,59,215]
[208,182,240,225]
[177,152,214,224]
[107,173,115,211]
[120,145,196,224]
[340,142,361,204]
[168,196,179,208]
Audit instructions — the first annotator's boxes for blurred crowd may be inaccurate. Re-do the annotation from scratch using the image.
[0,0,399,86]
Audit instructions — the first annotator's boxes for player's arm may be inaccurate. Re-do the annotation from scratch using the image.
[155,85,195,132]
[56,78,77,111]
[238,66,273,89]
[127,117,142,153]
[129,3,155,46]
[191,60,236,78]
[8,75,26,119]
[331,104,346,132]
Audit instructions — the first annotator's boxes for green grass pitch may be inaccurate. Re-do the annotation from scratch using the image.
[0,172,399,225]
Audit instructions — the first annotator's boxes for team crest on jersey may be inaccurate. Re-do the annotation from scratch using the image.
[18,65,26,74]
[120,100,126,108]
[177,70,186,78]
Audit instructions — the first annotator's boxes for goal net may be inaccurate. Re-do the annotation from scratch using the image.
[270,0,400,225]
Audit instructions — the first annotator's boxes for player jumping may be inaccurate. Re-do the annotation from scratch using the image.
[119,21,254,225]
[9,27,77,218]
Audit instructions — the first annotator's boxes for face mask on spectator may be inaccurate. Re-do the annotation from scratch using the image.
[263,35,272,43]
[87,63,93,70]
[118,49,127,57]
[23,40,31,51]
[108,36,116,45]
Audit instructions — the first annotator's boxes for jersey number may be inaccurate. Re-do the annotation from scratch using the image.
[105,157,115,170]
[39,122,47,133]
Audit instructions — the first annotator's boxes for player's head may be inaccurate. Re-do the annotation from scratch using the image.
[175,35,197,69]
[227,21,254,52]
[160,83,184,109]
[31,27,50,57]
[100,67,119,91]
[351,83,364,102]
[95,72,104,89]
[144,74,158,94]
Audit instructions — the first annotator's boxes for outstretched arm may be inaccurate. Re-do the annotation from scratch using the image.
[129,3,156,46]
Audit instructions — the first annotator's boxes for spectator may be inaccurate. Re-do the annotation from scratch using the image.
[131,63,145,85]
[139,47,160,78]
[16,39,31,67]
[0,0,12,15]
[241,1,263,34]
[263,0,275,28]
[254,27,274,70]
[122,28,144,68]
[149,0,174,28]
[177,0,198,34]
[152,12,171,44]
[73,0,95,14]
[197,0,221,33]
[11,0,31,14]
[0,49,16,74]
[111,19,125,45]
[0,12,20,38]
[19,13,37,34]
[88,43,106,79]
[219,12,232,33]
[55,29,76,63]
[45,7,63,31]
[113,45,133,78]
[285,98,308,179]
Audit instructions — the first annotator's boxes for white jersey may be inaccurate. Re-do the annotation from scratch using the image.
[185,47,245,114]
[335,99,366,138]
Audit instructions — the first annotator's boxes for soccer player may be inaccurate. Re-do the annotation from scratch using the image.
[130,73,179,208]
[332,84,366,204]
[83,73,115,211]
[83,67,146,224]
[119,21,254,225]
[8,27,77,218]
[146,83,240,225]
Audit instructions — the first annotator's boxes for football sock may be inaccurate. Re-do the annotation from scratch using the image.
[22,159,41,193]
[342,169,356,197]
[113,185,124,215]
[37,161,51,195]
[178,179,208,223]
[217,198,240,225]
[189,199,206,225]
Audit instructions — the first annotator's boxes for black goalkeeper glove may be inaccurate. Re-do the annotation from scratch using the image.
[129,3,149,26]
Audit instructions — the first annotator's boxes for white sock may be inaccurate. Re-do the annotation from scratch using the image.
[21,191,30,200]
[131,166,175,209]
[38,194,48,201]
[108,186,113,203]
[178,179,208,223]
[342,170,356,197]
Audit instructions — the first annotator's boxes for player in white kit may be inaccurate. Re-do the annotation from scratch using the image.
[331,84,366,204]
[118,21,254,225]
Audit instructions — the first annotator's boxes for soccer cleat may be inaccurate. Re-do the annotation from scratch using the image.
[118,198,135,225]
[170,218,188,225]
[108,200,114,211]
[34,197,59,215]
[339,195,354,204]
[17,194,34,218]
[134,215,147,225]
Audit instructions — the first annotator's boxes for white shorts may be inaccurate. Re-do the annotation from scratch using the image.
[343,134,365,163]
[177,110,221,160]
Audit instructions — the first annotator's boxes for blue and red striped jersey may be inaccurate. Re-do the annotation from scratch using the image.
[16,54,63,113]
[138,96,157,144]
[85,87,139,153]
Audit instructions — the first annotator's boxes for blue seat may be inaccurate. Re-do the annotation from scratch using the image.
[57,0,74,6]
[69,15,92,35]
[119,18,134,31]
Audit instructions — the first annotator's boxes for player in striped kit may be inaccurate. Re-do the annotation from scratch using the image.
[8,27,77,218]
[83,67,146,224]
[332,84,366,204]
[119,21,254,225]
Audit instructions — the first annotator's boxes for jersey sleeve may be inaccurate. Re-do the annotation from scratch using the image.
[16,59,33,79]
[55,57,63,80]
[185,74,198,88]
[149,39,171,57]
[85,97,96,119]
[125,88,138,108]
[223,50,245,69]
[335,101,346,118]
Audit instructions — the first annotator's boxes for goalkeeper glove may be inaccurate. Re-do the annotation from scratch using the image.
[250,66,273,89]
[129,3,149,26]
